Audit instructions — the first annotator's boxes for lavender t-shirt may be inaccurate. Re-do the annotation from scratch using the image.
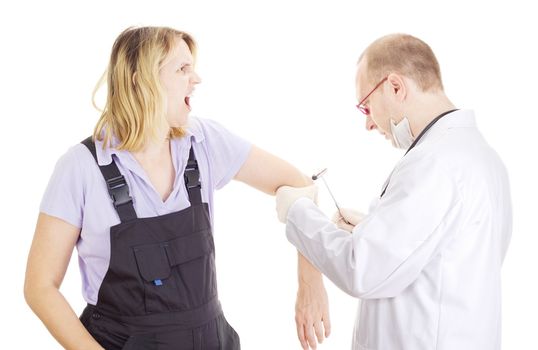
[40,116,251,305]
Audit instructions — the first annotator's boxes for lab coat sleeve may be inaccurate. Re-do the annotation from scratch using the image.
[286,155,462,299]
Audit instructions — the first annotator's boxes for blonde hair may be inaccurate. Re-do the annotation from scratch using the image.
[93,26,197,151]
[359,34,443,92]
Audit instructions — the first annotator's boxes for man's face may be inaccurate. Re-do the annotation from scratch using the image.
[355,60,393,142]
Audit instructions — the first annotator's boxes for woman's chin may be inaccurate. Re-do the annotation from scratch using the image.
[168,114,189,128]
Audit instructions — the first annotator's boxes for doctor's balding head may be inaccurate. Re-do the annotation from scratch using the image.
[359,34,443,92]
[355,34,454,149]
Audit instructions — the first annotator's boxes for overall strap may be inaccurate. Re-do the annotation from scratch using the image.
[184,147,202,205]
[81,137,137,222]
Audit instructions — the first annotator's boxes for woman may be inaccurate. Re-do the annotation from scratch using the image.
[24,26,328,350]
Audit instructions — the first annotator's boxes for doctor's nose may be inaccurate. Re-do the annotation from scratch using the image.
[365,116,377,131]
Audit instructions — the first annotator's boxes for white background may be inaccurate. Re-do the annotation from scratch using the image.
[1,0,537,349]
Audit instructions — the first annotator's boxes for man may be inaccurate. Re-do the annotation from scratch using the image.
[276,34,512,349]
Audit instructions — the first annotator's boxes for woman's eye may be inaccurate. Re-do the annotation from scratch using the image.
[180,65,192,73]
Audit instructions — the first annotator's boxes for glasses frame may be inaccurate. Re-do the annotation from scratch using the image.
[356,76,388,116]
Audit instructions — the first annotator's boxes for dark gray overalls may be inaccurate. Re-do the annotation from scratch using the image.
[79,137,240,350]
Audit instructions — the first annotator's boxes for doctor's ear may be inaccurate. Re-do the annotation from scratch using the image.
[387,73,407,101]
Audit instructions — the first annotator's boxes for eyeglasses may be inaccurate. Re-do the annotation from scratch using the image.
[356,76,388,116]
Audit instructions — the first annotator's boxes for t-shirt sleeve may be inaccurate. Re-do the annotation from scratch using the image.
[197,117,252,190]
[39,145,86,228]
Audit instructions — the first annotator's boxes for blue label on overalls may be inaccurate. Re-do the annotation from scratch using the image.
[153,279,163,286]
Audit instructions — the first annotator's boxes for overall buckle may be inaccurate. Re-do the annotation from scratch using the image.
[106,175,133,208]
[184,167,201,189]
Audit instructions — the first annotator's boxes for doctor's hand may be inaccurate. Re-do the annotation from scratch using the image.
[275,185,318,223]
[332,208,366,233]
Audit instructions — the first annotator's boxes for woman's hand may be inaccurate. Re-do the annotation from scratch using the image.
[234,145,330,348]
[24,213,103,349]
[295,254,331,349]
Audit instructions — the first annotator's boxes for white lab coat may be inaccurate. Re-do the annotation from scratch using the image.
[286,110,512,350]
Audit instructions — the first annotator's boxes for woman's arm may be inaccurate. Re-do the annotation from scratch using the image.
[235,145,331,349]
[234,145,311,194]
[24,213,104,350]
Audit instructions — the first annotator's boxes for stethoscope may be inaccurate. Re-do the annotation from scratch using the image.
[379,108,459,198]
[310,109,458,223]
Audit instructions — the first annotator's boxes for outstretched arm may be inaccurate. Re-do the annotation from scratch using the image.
[235,145,331,349]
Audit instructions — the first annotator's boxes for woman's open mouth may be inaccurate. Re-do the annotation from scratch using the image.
[184,96,191,110]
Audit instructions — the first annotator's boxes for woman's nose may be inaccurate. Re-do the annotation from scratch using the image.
[191,71,202,84]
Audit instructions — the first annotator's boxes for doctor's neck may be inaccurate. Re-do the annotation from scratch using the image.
[406,90,456,137]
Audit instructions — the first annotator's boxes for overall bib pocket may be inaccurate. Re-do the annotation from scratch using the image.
[133,231,216,313]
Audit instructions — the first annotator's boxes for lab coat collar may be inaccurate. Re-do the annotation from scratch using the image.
[413,109,476,148]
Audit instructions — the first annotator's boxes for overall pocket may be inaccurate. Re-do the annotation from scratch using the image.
[217,315,241,350]
[80,307,129,350]
[133,231,216,313]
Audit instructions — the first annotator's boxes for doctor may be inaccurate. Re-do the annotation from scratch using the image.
[276,34,512,349]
